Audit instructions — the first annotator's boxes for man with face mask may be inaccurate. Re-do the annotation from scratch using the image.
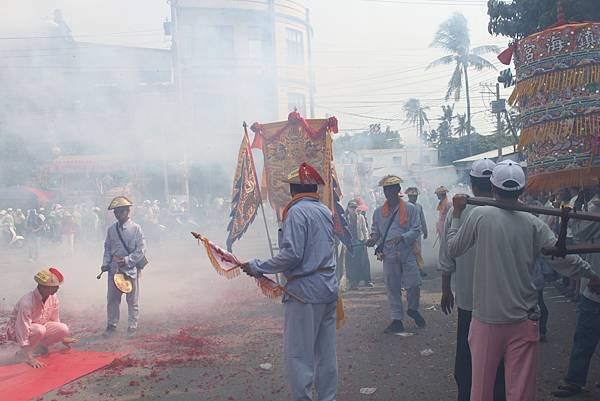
[366,175,424,334]
[101,196,146,337]
[6,267,77,368]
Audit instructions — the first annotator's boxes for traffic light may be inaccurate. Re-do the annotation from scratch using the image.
[498,68,516,88]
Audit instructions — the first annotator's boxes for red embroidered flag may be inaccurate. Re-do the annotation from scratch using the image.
[193,233,284,299]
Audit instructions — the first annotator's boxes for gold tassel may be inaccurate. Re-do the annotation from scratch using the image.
[255,276,284,299]
[528,167,600,193]
[519,113,600,147]
[510,64,600,106]
[199,237,241,279]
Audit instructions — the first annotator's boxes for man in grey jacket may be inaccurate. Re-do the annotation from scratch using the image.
[101,196,146,337]
[448,161,600,401]
[439,158,505,401]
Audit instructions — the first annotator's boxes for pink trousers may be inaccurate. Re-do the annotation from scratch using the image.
[29,322,69,348]
[469,317,539,401]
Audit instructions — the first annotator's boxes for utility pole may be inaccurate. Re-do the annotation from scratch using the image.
[495,68,517,161]
[496,83,502,160]
[491,83,506,161]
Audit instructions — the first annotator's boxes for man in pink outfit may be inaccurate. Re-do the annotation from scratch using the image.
[447,160,600,401]
[6,267,77,368]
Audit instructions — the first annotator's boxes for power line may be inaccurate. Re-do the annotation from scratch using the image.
[361,0,487,5]
[0,30,163,41]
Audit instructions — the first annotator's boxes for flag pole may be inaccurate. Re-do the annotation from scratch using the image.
[243,121,275,258]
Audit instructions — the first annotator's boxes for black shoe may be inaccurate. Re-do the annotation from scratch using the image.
[419,270,428,277]
[407,309,426,328]
[127,327,137,337]
[552,384,582,398]
[365,282,375,288]
[384,320,405,334]
[103,327,117,338]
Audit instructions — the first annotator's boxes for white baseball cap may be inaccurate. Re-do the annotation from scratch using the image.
[490,159,526,191]
[470,158,496,178]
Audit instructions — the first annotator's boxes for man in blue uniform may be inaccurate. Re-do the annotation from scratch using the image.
[242,163,338,401]
[366,175,424,334]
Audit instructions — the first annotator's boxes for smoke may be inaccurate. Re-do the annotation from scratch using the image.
[0,1,286,337]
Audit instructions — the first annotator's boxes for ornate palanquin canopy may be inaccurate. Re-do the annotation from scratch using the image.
[509,22,600,191]
[251,112,338,217]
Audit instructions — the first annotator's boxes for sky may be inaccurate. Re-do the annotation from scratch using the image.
[4,0,512,145]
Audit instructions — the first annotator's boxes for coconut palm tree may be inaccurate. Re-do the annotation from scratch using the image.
[403,98,430,164]
[454,113,469,137]
[428,13,499,155]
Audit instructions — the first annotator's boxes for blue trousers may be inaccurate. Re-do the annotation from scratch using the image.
[107,272,140,330]
[284,300,338,401]
[565,296,600,387]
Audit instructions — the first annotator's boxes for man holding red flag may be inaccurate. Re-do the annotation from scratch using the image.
[242,162,338,401]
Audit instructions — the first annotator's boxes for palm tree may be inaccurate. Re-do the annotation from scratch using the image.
[440,104,454,132]
[428,13,499,155]
[403,98,430,164]
[437,104,454,147]
[454,113,468,137]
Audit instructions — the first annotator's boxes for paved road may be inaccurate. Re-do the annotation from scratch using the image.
[0,228,598,401]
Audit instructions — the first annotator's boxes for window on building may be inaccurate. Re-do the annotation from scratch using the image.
[363,157,374,163]
[288,92,306,116]
[217,25,234,58]
[192,25,234,59]
[248,26,263,58]
[392,156,402,165]
[286,28,304,65]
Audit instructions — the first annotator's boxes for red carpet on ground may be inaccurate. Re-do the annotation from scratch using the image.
[0,349,128,401]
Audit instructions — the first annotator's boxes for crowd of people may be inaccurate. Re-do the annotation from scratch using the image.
[0,197,214,260]
[3,160,600,401]
[334,159,600,401]
[0,204,104,259]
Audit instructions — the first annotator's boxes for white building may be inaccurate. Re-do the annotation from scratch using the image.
[170,0,315,159]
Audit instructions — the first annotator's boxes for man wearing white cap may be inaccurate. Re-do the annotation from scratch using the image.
[448,160,600,401]
[6,267,77,368]
[242,163,339,401]
[438,158,505,401]
[366,175,424,334]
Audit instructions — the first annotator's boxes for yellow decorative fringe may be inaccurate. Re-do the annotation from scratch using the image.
[336,294,346,329]
[199,236,241,279]
[519,113,600,147]
[509,64,600,106]
[528,167,600,193]
[255,276,284,299]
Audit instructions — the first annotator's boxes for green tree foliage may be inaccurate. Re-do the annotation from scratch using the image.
[428,13,499,155]
[427,105,516,164]
[488,0,600,39]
